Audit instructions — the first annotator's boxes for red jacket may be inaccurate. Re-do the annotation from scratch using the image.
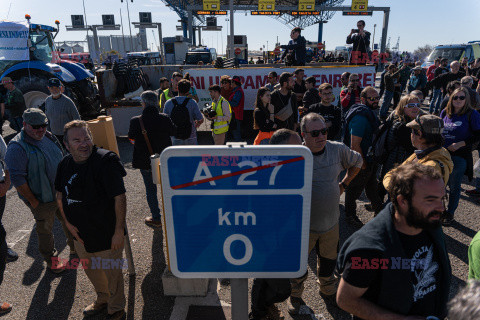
[229,86,245,121]
[340,87,362,110]
[427,65,437,82]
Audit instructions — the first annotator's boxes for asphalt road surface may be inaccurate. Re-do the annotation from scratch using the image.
[0,107,478,320]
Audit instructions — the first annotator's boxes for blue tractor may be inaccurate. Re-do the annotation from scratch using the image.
[0,15,100,117]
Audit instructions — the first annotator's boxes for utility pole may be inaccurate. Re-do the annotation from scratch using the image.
[121,0,134,51]
[229,0,234,58]
[120,8,127,54]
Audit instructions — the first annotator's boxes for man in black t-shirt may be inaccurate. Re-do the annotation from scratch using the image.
[271,72,298,131]
[56,120,127,319]
[336,162,451,320]
[302,76,320,109]
[292,68,306,107]
[306,83,342,140]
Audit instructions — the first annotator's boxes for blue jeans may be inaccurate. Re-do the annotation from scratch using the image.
[171,137,198,145]
[140,169,161,221]
[380,90,394,118]
[233,118,242,142]
[429,89,443,113]
[447,156,467,216]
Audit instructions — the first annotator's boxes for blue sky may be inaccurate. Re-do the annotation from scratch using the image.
[2,0,480,55]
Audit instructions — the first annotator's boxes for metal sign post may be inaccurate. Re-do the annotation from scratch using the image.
[159,145,313,319]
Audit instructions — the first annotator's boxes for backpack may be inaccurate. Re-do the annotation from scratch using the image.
[367,118,394,164]
[170,98,192,140]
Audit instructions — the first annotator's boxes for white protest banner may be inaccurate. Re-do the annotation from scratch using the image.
[0,21,29,61]
[186,65,376,110]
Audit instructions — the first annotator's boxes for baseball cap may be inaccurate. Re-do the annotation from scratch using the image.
[23,108,48,126]
[406,114,444,134]
[48,78,61,87]
[232,76,242,85]
[1,77,12,84]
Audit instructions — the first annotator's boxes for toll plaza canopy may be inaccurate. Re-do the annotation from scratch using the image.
[161,0,345,29]
[158,0,390,53]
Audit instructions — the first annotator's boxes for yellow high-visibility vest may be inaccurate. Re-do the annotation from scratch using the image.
[212,96,231,134]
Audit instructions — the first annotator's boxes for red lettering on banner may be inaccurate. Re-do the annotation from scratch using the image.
[256,75,268,88]
[191,77,200,89]
[208,76,214,87]
[201,77,205,90]
[363,73,371,87]
[239,76,246,86]
[320,74,329,84]
[245,76,255,89]
[358,74,363,83]
[313,74,320,86]
[215,76,220,85]
[333,74,342,88]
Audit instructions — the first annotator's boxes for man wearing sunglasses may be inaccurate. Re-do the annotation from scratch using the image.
[265,71,279,92]
[343,87,383,227]
[280,27,306,66]
[5,108,74,273]
[287,113,362,314]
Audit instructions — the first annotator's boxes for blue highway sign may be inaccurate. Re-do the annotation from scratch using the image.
[160,145,313,278]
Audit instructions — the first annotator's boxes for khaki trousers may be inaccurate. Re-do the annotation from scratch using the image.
[212,132,226,145]
[74,239,126,314]
[290,224,339,297]
[30,201,75,266]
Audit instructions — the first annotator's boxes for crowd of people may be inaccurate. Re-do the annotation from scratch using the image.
[0,51,480,319]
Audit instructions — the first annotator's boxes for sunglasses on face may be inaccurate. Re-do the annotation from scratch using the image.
[406,103,420,108]
[367,96,380,102]
[452,95,466,101]
[31,124,48,130]
[306,128,328,137]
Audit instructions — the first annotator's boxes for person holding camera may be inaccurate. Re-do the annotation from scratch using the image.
[207,85,231,145]
[346,20,371,65]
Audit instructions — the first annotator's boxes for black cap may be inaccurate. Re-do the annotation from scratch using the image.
[48,78,61,87]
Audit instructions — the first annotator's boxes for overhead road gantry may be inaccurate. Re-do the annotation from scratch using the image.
[184,4,390,56]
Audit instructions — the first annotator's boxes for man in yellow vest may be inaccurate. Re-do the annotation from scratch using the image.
[159,72,183,111]
[208,85,232,145]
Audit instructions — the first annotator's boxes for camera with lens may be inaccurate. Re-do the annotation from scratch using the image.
[202,103,217,118]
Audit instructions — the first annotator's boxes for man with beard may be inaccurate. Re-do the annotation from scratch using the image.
[343,87,383,227]
[271,72,298,130]
[44,78,81,144]
[336,162,452,320]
